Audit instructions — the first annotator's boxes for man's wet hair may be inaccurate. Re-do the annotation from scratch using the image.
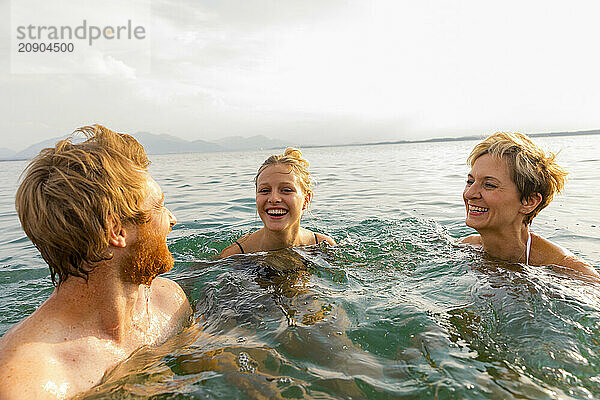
[15,125,152,285]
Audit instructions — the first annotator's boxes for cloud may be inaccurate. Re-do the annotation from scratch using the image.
[3,0,600,150]
[78,51,138,78]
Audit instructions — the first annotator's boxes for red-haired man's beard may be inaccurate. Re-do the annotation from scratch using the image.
[121,226,174,286]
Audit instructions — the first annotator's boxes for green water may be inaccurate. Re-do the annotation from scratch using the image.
[1,137,600,399]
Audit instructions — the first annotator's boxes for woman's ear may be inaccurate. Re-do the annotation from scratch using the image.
[108,216,127,248]
[520,192,543,214]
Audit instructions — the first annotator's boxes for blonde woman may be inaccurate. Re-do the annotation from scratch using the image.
[462,132,599,279]
[217,149,381,384]
[220,148,335,258]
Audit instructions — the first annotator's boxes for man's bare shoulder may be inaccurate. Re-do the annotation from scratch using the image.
[0,335,69,400]
[0,307,103,399]
[150,277,191,325]
[0,301,64,349]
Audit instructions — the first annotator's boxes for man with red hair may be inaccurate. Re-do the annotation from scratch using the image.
[0,125,191,399]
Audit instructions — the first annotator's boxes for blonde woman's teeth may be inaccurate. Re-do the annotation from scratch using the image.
[267,209,287,215]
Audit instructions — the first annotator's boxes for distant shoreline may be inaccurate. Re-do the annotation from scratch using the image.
[1,129,598,161]
[300,129,600,150]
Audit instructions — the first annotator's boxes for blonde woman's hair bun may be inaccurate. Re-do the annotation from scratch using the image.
[255,147,313,197]
[284,147,301,157]
[284,147,309,168]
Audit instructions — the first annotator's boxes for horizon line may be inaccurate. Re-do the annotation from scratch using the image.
[1,128,599,162]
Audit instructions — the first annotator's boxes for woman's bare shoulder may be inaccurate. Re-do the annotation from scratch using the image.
[218,232,254,259]
[532,234,574,264]
[460,234,482,245]
[218,243,241,259]
[532,234,600,280]
[313,231,337,246]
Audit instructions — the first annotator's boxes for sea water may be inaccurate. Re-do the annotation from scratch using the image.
[1,135,599,399]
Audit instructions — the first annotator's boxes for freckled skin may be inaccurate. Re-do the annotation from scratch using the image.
[0,175,192,399]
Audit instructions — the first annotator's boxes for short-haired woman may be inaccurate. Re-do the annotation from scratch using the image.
[461,132,599,279]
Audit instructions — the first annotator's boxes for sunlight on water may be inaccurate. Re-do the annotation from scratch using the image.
[2,136,600,399]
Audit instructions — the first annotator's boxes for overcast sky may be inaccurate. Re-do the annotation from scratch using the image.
[2,0,600,151]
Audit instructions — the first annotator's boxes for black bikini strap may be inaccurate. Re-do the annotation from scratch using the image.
[314,232,319,244]
[235,241,245,254]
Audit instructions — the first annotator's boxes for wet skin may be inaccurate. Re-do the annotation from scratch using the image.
[0,174,190,400]
[461,154,599,279]
[463,153,527,236]
[255,164,310,235]
[219,164,335,258]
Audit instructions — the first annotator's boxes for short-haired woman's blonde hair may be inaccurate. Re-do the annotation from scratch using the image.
[255,147,313,198]
[15,125,151,285]
[467,132,568,225]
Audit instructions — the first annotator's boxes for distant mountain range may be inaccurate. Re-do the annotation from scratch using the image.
[0,131,290,161]
[1,129,599,161]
